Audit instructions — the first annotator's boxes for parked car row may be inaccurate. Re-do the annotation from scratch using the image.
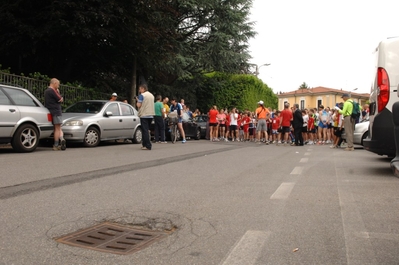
[0,85,211,152]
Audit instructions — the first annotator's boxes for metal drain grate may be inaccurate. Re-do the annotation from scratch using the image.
[56,222,169,255]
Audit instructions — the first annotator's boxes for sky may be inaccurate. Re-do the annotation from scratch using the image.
[248,0,399,94]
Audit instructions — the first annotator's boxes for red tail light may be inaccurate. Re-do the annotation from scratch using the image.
[47,113,53,122]
[377,67,390,112]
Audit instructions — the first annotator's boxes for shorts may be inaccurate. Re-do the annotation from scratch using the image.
[272,129,279,135]
[243,126,249,133]
[328,123,333,129]
[282,126,291,133]
[230,125,237,131]
[178,117,183,123]
[256,119,267,131]
[301,127,307,133]
[209,122,218,127]
[334,127,342,137]
[219,124,226,128]
[52,115,63,125]
[318,122,328,129]
[308,128,316,133]
[249,128,256,136]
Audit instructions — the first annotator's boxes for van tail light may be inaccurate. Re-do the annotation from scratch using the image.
[47,113,53,122]
[377,67,390,112]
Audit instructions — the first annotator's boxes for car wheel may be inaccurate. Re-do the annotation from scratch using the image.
[195,128,201,140]
[361,131,368,146]
[11,124,39,152]
[133,127,142,144]
[83,127,100,147]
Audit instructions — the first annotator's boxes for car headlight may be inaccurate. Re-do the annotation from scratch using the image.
[63,120,83,126]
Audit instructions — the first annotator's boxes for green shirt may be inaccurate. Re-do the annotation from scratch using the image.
[154,101,164,116]
[339,99,353,117]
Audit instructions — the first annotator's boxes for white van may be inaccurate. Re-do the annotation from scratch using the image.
[363,37,399,157]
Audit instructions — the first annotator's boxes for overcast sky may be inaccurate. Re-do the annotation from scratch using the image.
[248,0,399,94]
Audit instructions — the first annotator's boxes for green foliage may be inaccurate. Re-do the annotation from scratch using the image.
[298,82,309,89]
[174,72,277,112]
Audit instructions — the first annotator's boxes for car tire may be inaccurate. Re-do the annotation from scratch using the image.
[361,131,368,146]
[83,127,100,147]
[195,128,201,140]
[133,127,142,144]
[11,123,39,152]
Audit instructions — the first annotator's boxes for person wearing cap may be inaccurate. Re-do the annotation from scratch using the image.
[336,93,354,151]
[110,93,118,101]
[255,100,270,144]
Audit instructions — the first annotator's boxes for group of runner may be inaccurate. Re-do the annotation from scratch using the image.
[206,101,357,147]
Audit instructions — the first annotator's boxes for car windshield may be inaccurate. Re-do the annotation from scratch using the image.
[64,102,105,113]
[195,116,207,122]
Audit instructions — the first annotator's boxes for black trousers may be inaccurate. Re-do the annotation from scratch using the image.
[294,127,303,145]
[140,117,152,149]
[154,116,165,142]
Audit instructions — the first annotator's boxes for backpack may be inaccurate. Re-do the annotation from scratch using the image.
[350,100,360,120]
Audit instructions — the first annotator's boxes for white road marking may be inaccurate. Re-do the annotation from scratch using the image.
[220,230,270,265]
[290,166,303,175]
[304,152,311,156]
[270,182,295,199]
[300,158,309,163]
[337,176,377,264]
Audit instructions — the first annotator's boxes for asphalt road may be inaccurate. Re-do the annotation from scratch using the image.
[0,140,398,265]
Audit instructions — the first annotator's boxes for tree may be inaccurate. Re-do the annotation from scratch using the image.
[298,82,309,89]
[0,0,255,93]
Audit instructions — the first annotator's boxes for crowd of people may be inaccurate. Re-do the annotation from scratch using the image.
[123,85,368,152]
[205,94,368,151]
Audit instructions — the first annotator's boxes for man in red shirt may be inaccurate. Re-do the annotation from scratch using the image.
[208,105,219,141]
[279,103,293,146]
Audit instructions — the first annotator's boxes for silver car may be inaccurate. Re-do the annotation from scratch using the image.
[61,100,142,147]
[0,84,53,152]
[341,120,369,145]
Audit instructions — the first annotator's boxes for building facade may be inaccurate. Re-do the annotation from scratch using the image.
[277,87,370,110]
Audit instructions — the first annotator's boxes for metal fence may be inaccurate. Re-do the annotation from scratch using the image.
[0,71,110,106]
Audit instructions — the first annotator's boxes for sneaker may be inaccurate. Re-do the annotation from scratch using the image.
[224,138,229,142]
[141,146,151,150]
[344,147,354,151]
[160,141,167,144]
[329,145,336,149]
[265,141,270,145]
[182,139,186,143]
[60,139,66,150]
[53,145,61,151]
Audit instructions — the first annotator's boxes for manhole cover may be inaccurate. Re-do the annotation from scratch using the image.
[56,222,169,255]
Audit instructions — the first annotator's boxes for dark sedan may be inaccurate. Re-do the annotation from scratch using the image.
[151,112,202,141]
[193,114,208,139]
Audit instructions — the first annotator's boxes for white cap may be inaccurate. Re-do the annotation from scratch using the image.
[258,100,264,105]
[112,93,117,97]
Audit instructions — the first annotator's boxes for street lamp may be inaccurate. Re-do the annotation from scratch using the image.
[255,63,271,76]
[349,87,358,97]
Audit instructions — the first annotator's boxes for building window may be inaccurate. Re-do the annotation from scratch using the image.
[300,99,305,110]
[317,99,322,108]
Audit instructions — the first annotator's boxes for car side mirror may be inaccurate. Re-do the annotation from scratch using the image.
[104,111,113,117]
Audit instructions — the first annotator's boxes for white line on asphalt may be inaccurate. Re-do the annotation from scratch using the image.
[270,182,295,200]
[290,166,303,175]
[300,158,309,163]
[337,175,378,264]
[220,230,270,265]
